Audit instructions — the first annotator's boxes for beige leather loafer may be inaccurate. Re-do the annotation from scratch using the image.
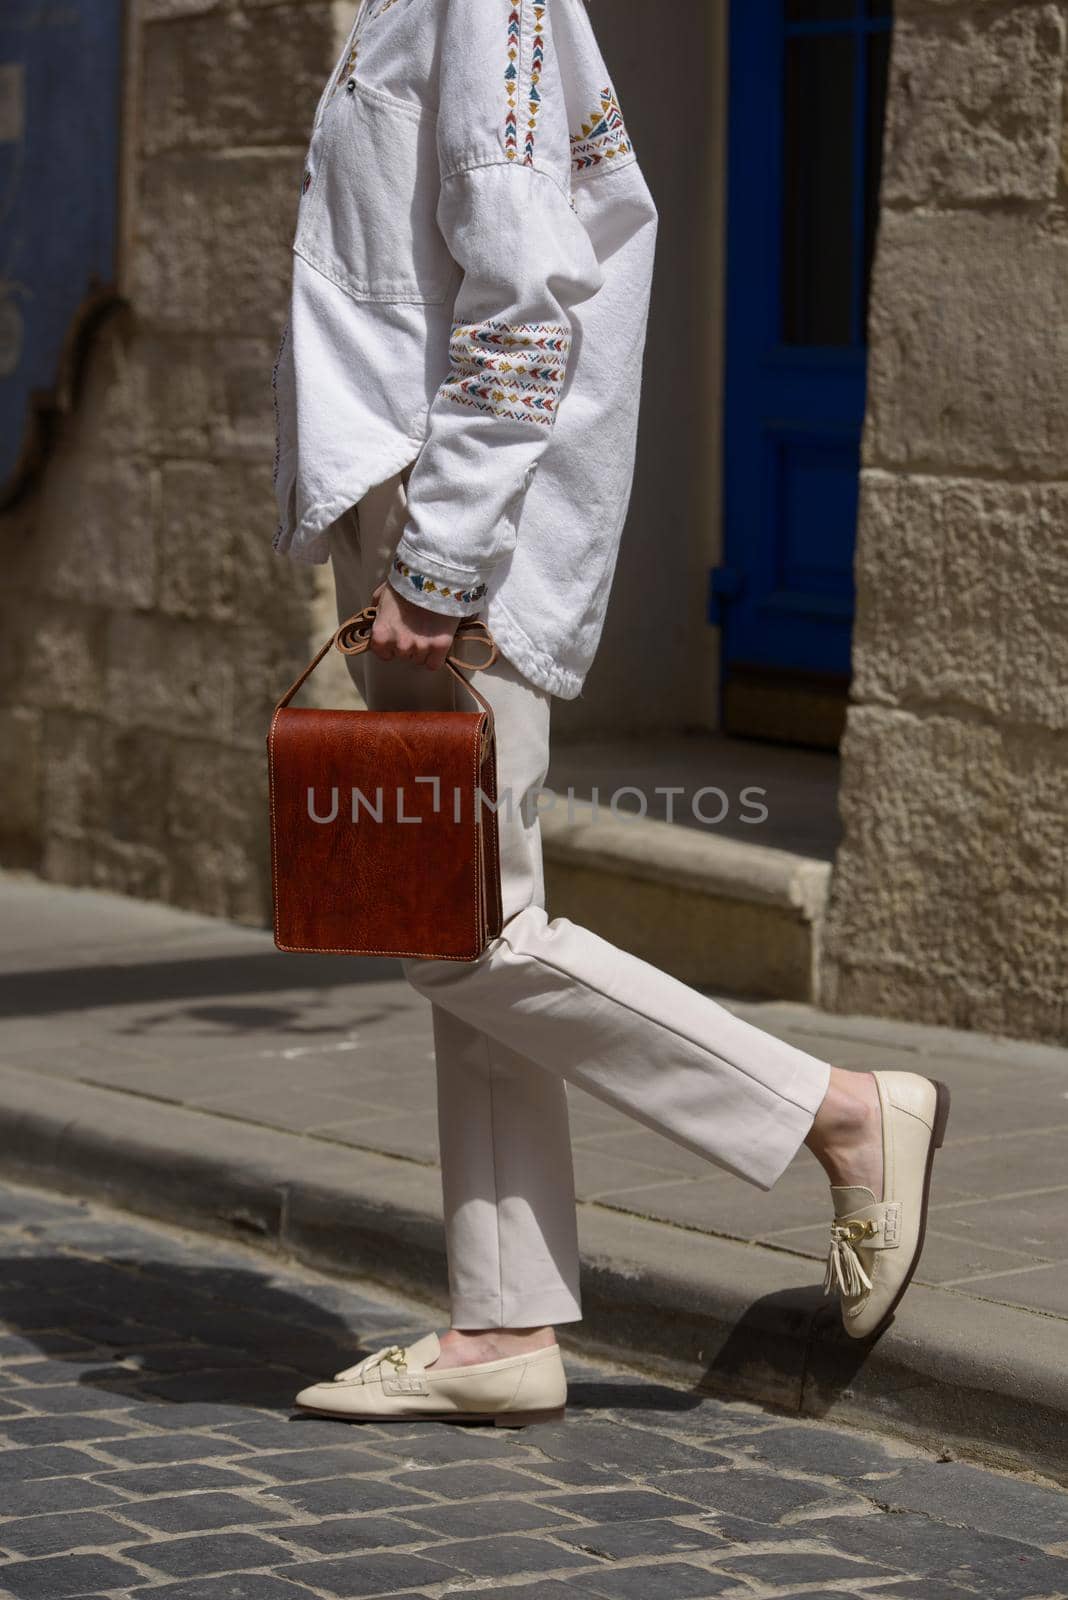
[824,1070,951,1340]
[294,1332,567,1427]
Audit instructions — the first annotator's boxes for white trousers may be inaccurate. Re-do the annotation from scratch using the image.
[329,465,833,1329]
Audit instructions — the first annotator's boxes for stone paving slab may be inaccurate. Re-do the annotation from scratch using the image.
[2,1179,1068,1600]
[1,873,1068,1478]
[2,872,1066,1312]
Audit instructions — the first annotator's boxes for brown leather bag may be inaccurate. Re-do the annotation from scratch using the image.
[267,606,503,961]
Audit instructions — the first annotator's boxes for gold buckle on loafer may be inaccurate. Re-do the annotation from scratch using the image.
[838,1218,878,1244]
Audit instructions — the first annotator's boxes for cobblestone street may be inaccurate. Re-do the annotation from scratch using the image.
[1,1181,1067,1599]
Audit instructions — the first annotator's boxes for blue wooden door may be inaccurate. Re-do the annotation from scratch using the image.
[715,0,892,687]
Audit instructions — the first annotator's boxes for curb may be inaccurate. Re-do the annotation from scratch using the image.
[1,1062,1064,1486]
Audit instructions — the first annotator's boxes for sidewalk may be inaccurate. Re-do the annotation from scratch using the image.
[2,871,1067,1481]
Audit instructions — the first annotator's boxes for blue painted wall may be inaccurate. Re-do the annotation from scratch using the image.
[0,0,124,501]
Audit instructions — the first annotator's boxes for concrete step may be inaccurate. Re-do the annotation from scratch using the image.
[541,800,831,1002]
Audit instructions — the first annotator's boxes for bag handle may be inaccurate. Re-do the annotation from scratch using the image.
[273,605,500,753]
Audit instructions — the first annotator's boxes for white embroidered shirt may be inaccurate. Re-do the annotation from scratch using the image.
[272,0,658,698]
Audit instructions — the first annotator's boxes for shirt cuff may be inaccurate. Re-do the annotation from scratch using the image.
[388,541,490,618]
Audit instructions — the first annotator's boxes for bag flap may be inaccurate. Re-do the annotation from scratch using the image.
[268,705,492,959]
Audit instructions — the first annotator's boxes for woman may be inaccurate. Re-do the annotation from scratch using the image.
[273,0,950,1425]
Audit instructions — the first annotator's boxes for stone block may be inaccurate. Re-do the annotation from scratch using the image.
[40,830,172,903]
[0,1554,145,1597]
[274,1553,466,1595]
[37,720,175,896]
[108,1489,280,1534]
[18,602,109,717]
[882,5,1067,204]
[237,0,359,60]
[88,834,174,902]
[159,458,311,633]
[166,739,270,920]
[232,499,317,635]
[41,713,114,836]
[31,317,218,462]
[3,325,157,613]
[30,453,156,611]
[51,307,149,459]
[141,4,334,154]
[249,1475,428,1517]
[104,612,235,740]
[94,1462,257,1495]
[823,709,1068,1039]
[135,331,219,457]
[133,150,301,334]
[229,615,321,751]
[852,1458,1068,1546]
[118,1532,303,1580]
[109,729,175,850]
[158,461,242,622]
[0,1511,132,1559]
[0,707,42,859]
[209,336,280,460]
[865,212,1068,475]
[39,829,91,888]
[142,0,219,19]
[852,473,1068,731]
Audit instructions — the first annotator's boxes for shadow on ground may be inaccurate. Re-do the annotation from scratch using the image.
[0,950,406,1020]
[0,1251,369,1411]
[0,1247,708,1424]
[694,1285,878,1416]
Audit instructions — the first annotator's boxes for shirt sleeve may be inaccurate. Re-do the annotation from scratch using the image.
[388,0,605,618]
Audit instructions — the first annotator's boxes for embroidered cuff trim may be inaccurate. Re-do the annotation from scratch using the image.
[392,556,488,607]
[438,318,571,427]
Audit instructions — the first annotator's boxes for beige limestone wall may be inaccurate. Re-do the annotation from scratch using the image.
[0,0,341,921]
[822,0,1068,1041]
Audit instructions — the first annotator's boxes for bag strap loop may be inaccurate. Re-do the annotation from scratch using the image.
[273,606,499,755]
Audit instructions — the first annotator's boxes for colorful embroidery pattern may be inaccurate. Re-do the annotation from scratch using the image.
[393,558,488,606]
[335,26,360,89]
[333,0,400,92]
[504,3,547,166]
[525,3,546,165]
[504,7,520,159]
[438,318,570,427]
[571,85,633,174]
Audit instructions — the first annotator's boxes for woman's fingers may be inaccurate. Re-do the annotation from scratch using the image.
[370,628,437,668]
[369,584,461,669]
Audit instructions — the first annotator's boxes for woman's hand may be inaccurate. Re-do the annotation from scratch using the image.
[370,580,462,670]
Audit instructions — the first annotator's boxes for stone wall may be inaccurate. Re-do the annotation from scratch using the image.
[0,0,343,922]
[822,0,1068,1040]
